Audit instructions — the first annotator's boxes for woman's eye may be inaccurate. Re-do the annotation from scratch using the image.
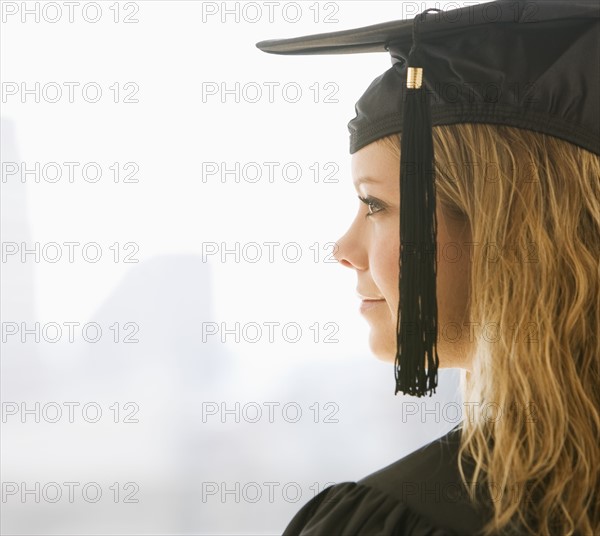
[358,195,383,217]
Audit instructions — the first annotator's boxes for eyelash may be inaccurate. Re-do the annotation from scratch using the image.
[358,195,384,217]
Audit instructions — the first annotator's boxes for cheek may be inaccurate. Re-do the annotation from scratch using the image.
[370,226,399,316]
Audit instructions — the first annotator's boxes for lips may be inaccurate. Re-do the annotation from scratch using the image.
[359,298,385,313]
[356,291,385,301]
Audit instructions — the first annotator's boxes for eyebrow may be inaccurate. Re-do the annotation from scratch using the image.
[353,176,379,188]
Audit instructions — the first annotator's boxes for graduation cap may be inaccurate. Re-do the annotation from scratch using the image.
[256,0,600,397]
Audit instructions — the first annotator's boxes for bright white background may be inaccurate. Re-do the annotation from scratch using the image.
[0,1,478,534]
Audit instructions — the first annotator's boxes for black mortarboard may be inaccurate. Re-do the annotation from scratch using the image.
[256,0,600,397]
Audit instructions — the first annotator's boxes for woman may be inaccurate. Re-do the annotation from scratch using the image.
[257,1,599,534]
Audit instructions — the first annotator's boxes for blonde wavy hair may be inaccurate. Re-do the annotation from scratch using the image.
[379,125,600,536]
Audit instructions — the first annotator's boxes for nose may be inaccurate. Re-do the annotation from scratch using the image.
[335,249,353,269]
[333,218,367,271]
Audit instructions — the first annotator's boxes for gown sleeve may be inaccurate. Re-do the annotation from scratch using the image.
[282,481,457,536]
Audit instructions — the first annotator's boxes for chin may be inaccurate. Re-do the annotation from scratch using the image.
[367,328,397,364]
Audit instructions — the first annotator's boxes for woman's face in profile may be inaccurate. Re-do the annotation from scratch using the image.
[334,140,473,370]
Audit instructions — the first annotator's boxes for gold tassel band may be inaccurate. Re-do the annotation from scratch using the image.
[406,67,423,89]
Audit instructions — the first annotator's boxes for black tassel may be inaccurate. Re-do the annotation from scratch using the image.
[394,8,441,398]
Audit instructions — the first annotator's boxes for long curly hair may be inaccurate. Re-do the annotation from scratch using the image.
[379,124,600,535]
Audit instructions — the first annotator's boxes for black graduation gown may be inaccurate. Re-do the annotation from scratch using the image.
[282,425,495,536]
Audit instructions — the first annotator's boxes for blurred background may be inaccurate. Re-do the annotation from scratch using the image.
[1,1,473,534]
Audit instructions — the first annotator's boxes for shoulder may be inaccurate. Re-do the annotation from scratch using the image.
[282,426,492,535]
[358,424,464,493]
[282,480,456,536]
[358,425,489,534]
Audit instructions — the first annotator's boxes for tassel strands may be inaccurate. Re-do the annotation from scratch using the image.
[394,8,441,397]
